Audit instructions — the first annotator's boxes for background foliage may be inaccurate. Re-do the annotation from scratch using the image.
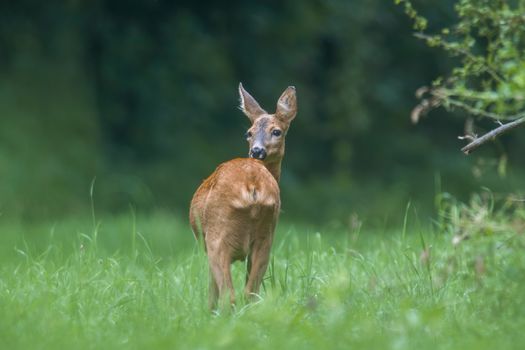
[400,0,525,121]
[1,2,524,348]
[398,0,525,162]
[0,0,523,223]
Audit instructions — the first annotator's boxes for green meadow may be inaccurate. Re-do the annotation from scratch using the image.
[1,195,524,350]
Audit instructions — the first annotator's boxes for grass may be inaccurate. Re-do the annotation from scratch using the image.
[0,197,524,350]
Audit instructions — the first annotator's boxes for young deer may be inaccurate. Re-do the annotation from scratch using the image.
[189,83,297,309]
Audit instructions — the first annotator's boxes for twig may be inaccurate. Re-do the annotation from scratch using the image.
[445,98,525,121]
[461,117,525,154]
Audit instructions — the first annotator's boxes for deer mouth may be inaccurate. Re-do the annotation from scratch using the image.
[250,153,267,160]
[250,147,266,160]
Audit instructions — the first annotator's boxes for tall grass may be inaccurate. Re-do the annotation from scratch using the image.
[0,197,524,349]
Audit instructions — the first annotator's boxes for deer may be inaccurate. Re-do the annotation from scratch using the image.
[189,83,297,310]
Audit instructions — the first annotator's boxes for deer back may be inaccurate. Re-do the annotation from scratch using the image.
[189,158,280,242]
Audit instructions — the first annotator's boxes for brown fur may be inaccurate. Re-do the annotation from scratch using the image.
[189,84,297,309]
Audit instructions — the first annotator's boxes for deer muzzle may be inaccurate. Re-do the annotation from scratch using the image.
[250,147,267,160]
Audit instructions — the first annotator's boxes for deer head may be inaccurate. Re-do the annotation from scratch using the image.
[239,83,297,164]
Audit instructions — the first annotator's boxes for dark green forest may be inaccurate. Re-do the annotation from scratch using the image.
[1,0,523,223]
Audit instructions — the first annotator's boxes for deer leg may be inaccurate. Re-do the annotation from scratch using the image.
[243,256,253,304]
[245,257,252,285]
[222,261,235,307]
[244,239,271,302]
[208,247,235,310]
[207,252,223,310]
[208,266,219,310]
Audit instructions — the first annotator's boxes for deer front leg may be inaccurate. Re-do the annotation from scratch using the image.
[244,239,272,302]
[245,257,252,285]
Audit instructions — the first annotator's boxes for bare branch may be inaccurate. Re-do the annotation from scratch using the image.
[458,135,476,141]
[461,117,525,154]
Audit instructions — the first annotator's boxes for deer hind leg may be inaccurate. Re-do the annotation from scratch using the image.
[207,248,235,310]
[244,238,272,302]
[208,266,219,310]
[222,262,235,307]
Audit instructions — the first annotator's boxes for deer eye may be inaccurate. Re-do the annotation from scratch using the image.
[245,131,252,139]
[272,129,282,137]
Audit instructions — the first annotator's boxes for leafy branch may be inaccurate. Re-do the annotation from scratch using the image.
[397,0,525,154]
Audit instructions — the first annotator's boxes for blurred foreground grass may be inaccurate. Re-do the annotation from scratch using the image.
[0,197,524,350]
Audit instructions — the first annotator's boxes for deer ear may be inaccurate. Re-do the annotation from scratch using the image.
[239,83,267,122]
[275,86,297,124]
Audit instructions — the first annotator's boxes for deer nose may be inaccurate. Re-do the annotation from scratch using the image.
[250,147,267,160]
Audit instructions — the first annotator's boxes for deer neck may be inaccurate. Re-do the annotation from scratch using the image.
[263,159,282,182]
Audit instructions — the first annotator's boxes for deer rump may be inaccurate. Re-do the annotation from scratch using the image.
[190,158,280,261]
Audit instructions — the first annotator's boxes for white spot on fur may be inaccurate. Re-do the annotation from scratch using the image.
[231,184,277,210]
